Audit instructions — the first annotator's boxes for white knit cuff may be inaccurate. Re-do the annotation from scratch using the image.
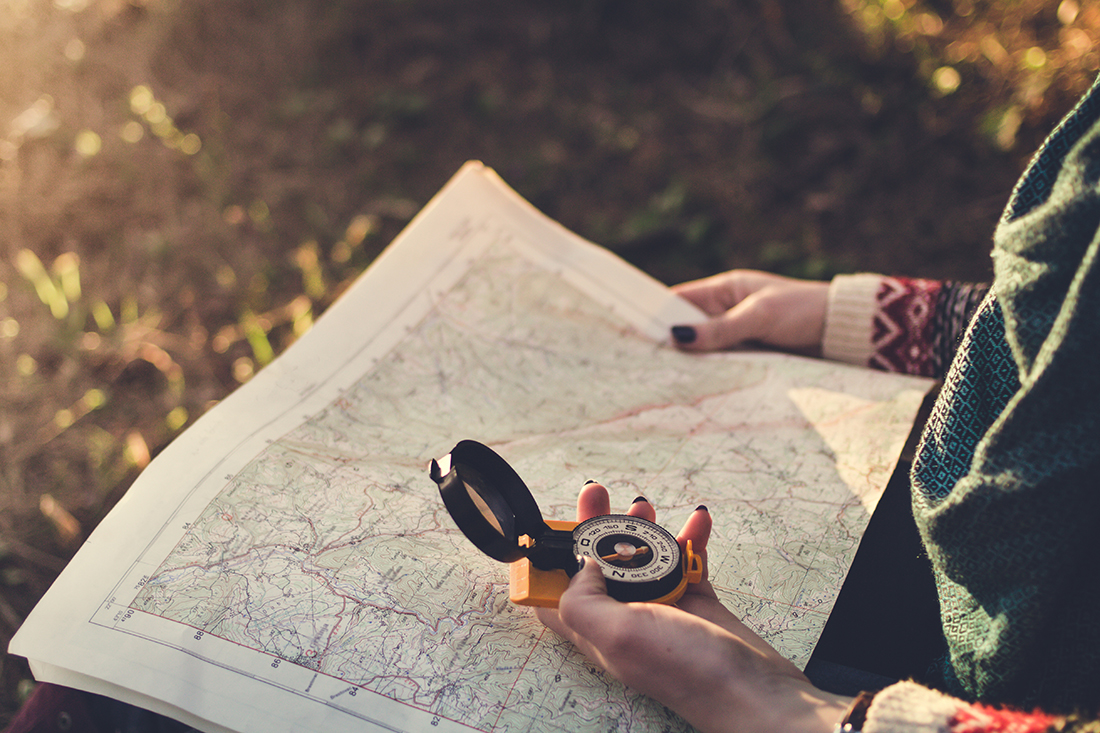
[822,273,885,367]
[863,681,965,733]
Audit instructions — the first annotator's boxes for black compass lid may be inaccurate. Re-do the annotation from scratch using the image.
[430,440,549,563]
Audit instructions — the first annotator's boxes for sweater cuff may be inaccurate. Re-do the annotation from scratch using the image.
[863,680,965,733]
[822,273,884,367]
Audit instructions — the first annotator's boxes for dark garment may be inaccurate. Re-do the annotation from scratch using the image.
[911,72,1100,712]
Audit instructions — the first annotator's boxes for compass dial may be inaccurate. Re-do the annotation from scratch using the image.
[573,515,683,601]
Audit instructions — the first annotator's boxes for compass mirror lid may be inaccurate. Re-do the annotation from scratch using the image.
[431,440,547,563]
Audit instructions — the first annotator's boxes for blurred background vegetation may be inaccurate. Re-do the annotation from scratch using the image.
[0,0,1096,723]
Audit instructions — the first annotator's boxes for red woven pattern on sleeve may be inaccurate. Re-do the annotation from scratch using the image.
[870,276,942,376]
[950,703,1058,733]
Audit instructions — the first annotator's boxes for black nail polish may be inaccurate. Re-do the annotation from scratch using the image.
[576,555,586,572]
[584,479,598,485]
[671,325,697,344]
[696,505,709,512]
[632,496,648,504]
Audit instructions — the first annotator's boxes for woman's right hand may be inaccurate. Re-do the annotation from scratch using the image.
[669,271,828,354]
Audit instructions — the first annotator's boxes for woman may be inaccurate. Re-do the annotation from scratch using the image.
[536,73,1100,733]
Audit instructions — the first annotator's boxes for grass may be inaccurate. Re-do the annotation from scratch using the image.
[0,0,1096,723]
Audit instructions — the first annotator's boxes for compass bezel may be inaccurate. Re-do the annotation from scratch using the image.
[574,514,686,602]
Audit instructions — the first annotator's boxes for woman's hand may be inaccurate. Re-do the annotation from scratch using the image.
[534,483,849,733]
[670,270,828,354]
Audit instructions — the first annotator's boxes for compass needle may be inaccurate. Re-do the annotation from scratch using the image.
[602,544,651,562]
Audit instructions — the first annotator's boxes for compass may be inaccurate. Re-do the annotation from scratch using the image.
[430,440,702,607]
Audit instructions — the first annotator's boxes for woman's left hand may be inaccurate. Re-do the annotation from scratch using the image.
[534,483,850,733]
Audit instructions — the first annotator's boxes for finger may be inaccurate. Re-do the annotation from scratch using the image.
[577,481,610,521]
[677,506,719,600]
[677,505,712,554]
[626,496,656,523]
[672,274,828,352]
[671,294,771,351]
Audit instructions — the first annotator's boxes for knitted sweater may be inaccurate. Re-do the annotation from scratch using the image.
[822,74,1100,729]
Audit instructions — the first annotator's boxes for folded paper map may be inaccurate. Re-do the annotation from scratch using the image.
[10,162,932,733]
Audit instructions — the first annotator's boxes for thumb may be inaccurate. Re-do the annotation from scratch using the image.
[563,557,609,601]
[557,558,622,638]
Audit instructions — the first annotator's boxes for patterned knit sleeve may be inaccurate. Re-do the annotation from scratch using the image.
[821,274,989,379]
[859,680,1080,733]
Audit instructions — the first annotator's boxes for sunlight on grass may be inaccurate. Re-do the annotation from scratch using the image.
[295,241,326,300]
[120,121,144,143]
[91,301,115,331]
[1,0,1098,719]
[232,356,254,383]
[63,38,84,62]
[74,129,102,157]
[241,311,275,366]
[165,406,188,431]
[1024,47,1047,71]
[128,84,202,154]
[52,0,90,11]
[125,431,150,469]
[15,354,36,376]
[14,250,67,319]
[839,0,1099,151]
[1058,0,1079,26]
[38,495,80,548]
[932,66,961,95]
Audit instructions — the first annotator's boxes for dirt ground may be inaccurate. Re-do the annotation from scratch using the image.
[0,0,1097,724]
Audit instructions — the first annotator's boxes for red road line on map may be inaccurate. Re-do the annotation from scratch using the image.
[490,625,547,732]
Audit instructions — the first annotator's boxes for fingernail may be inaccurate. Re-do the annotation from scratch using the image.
[576,555,587,572]
[584,479,598,485]
[671,325,697,344]
[695,505,709,512]
[632,496,648,504]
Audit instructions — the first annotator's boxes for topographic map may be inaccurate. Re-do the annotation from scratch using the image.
[12,164,932,733]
